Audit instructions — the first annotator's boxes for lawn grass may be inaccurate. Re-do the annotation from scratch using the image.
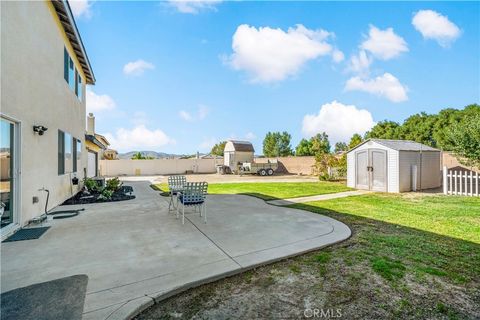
[153,181,351,200]
[139,183,480,319]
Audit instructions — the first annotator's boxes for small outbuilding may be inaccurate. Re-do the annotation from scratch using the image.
[224,140,254,172]
[347,139,441,193]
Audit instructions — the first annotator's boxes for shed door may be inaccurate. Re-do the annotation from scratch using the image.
[355,150,369,190]
[355,149,387,191]
[370,149,387,192]
[87,151,97,178]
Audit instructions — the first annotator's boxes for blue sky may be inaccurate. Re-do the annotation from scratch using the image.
[72,1,480,154]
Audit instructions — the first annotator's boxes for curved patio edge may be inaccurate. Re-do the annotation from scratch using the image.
[105,204,352,320]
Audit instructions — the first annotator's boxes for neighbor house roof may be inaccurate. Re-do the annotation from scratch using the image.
[51,0,95,84]
[228,140,255,152]
[85,134,107,150]
[348,139,440,153]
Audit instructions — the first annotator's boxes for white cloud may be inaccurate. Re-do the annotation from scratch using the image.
[332,49,345,63]
[123,60,155,76]
[360,25,408,60]
[412,10,461,47]
[179,105,209,121]
[179,110,193,122]
[104,125,175,152]
[347,50,372,75]
[245,132,256,140]
[168,0,222,14]
[226,24,334,83]
[69,0,92,18]
[86,88,116,113]
[345,73,408,103]
[302,101,376,143]
[199,137,217,151]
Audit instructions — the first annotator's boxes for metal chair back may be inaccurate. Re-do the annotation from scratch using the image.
[168,175,186,192]
[181,182,208,204]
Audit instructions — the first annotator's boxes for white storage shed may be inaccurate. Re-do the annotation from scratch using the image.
[347,139,442,193]
[224,140,254,172]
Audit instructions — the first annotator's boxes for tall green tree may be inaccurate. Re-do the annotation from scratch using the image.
[445,114,480,167]
[348,133,363,149]
[365,121,401,140]
[210,141,227,156]
[263,131,293,157]
[334,142,348,153]
[310,132,331,154]
[295,138,312,156]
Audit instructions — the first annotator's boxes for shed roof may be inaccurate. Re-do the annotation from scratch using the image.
[227,140,255,152]
[348,139,440,153]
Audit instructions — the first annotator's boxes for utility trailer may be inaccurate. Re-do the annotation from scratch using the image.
[239,160,278,176]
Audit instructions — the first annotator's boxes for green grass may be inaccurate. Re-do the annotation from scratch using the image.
[140,183,480,318]
[299,193,480,244]
[294,193,480,284]
[153,181,351,200]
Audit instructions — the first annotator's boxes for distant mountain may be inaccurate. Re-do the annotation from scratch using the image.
[118,151,182,159]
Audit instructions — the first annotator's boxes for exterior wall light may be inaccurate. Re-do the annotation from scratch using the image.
[33,125,48,135]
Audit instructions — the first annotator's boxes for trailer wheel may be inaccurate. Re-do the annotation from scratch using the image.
[267,168,274,176]
[259,169,267,176]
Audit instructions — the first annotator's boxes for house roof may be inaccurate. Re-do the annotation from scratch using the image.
[348,139,440,153]
[85,134,107,149]
[227,140,255,152]
[94,133,110,147]
[51,0,95,84]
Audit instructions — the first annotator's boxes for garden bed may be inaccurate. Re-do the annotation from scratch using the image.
[62,178,136,205]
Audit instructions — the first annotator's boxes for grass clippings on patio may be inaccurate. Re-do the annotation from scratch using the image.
[153,181,351,200]
[137,189,480,320]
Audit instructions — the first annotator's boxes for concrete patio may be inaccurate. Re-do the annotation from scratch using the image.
[1,181,351,320]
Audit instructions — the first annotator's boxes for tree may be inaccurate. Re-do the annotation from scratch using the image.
[131,152,154,159]
[334,142,348,153]
[295,138,313,156]
[263,131,293,157]
[131,152,146,160]
[445,114,480,167]
[365,120,401,140]
[310,132,331,155]
[348,134,363,149]
[210,141,227,156]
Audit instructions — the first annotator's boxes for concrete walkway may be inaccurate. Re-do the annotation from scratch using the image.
[267,190,370,206]
[1,181,351,320]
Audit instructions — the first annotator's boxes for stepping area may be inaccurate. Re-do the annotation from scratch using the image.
[1,181,351,320]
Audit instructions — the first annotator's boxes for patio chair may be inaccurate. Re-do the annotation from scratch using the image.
[176,182,208,224]
[168,175,187,211]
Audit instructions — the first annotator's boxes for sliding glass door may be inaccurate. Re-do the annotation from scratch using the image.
[1,118,16,229]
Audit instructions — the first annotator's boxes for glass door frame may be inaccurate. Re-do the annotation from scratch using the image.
[0,114,21,239]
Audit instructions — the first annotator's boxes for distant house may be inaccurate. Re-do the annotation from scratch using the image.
[1,0,95,236]
[85,113,116,177]
[347,139,442,193]
[104,149,119,160]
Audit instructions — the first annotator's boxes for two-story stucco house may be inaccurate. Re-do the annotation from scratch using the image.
[1,0,95,239]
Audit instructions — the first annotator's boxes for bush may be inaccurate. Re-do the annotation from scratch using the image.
[106,177,122,192]
[98,189,113,201]
[84,178,99,193]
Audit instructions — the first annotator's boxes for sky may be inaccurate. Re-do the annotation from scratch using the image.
[71,0,480,154]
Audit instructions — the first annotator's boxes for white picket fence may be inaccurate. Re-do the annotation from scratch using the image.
[443,166,479,196]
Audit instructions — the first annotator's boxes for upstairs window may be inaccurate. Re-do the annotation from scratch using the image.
[63,46,83,101]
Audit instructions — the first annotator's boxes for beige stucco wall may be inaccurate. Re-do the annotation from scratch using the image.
[1,1,87,226]
[257,156,316,175]
[99,159,224,176]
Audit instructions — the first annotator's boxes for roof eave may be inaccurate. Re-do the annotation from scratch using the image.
[51,0,95,84]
